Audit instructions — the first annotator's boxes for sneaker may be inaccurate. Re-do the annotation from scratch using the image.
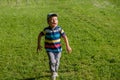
[51,76,56,80]
[52,72,59,77]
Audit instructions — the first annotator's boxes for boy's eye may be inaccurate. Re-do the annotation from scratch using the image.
[55,19,58,20]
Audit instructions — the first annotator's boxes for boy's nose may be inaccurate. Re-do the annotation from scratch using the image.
[53,19,56,22]
[52,20,56,23]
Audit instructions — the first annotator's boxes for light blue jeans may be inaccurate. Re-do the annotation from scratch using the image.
[47,52,61,72]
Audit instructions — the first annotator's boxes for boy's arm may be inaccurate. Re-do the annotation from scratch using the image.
[37,32,44,53]
[62,35,72,53]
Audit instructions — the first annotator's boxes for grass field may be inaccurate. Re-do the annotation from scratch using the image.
[0,0,120,80]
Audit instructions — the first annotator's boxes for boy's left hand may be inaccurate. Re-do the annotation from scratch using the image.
[67,46,72,53]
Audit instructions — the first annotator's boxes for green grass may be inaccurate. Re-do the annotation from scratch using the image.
[0,0,120,80]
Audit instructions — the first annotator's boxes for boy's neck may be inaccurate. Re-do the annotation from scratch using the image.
[49,26,57,29]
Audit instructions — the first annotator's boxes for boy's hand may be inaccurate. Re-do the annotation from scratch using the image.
[66,46,72,53]
[37,45,42,53]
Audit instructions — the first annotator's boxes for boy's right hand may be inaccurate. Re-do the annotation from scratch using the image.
[67,46,72,54]
[37,45,42,53]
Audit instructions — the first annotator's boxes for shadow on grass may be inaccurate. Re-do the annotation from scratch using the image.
[20,75,50,80]
[20,78,35,80]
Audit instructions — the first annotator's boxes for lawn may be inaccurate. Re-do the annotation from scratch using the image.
[0,0,120,80]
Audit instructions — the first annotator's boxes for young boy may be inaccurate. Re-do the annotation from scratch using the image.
[37,13,72,79]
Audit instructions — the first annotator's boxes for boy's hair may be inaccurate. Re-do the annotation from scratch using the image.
[47,13,58,22]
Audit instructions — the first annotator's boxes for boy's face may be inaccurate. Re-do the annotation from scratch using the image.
[48,16,58,28]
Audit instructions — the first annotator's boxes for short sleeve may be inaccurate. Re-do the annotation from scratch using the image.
[42,30,46,35]
[40,28,46,36]
[60,29,65,37]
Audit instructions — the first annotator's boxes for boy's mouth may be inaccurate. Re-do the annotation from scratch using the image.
[51,23,57,27]
[52,23,57,25]
[52,23,56,24]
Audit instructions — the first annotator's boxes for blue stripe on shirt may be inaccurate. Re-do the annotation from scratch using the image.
[46,47,62,53]
[45,32,61,40]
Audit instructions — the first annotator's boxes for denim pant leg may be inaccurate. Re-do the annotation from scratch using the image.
[47,52,61,72]
[55,52,61,72]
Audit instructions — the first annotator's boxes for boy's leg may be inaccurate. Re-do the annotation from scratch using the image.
[47,52,61,77]
[55,52,61,72]
[47,52,61,72]
[47,52,56,72]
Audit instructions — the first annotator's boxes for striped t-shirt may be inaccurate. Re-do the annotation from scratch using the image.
[41,26,65,53]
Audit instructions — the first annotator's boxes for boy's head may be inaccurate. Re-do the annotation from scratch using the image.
[47,13,58,28]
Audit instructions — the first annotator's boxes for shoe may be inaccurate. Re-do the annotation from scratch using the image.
[52,72,58,77]
[51,72,59,80]
[51,76,56,80]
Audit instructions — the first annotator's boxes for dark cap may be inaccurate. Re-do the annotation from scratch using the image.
[47,13,58,20]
